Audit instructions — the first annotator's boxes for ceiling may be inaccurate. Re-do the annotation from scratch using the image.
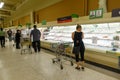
[0,0,62,22]
[0,0,25,17]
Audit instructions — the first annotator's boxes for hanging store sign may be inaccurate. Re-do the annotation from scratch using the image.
[57,16,72,23]
[89,8,103,19]
[112,8,120,17]
[18,24,22,28]
[42,20,47,25]
[71,14,79,18]
[26,23,31,28]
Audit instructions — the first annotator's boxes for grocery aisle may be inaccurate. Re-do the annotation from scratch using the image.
[0,42,119,80]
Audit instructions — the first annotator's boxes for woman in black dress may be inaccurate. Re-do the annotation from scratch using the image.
[72,24,85,70]
[15,30,21,49]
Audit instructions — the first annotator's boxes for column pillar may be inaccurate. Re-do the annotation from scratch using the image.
[30,11,34,25]
[99,0,107,13]
[84,0,88,16]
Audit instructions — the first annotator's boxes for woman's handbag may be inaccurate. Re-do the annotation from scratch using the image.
[72,46,80,54]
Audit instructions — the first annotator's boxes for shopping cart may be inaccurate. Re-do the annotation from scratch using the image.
[52,42,74,70]
[20,38,32,55]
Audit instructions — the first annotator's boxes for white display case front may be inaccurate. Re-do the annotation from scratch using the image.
[41,22,120,54]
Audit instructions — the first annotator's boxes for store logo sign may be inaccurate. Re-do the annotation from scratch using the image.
[57,16,72,23]
[112,8,120,17]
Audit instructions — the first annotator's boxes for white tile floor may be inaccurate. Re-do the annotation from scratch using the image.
[0,42,119,80]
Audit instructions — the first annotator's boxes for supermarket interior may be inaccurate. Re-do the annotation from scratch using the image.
[0,0,120,80]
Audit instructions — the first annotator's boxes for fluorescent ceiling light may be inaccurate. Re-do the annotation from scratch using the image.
[0,2,4,8]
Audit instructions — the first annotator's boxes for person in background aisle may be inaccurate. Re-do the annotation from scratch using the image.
[0,28,6,48]
[15,30,21,49]
[5,29,8,42]
[7,29,12,42]
[28,27,32,48]
[72,24,85,70]
[13,32,16,46]
[28,27,32,36]
[30,25,41,53]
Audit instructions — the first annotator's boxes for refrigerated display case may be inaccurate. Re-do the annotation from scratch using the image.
[81,23,120,69]
[82,22,120,52]
[43,25,76,42]
[38,27,47,40]
[40,22,120,69]
[42,22,120,52]
[40,25,75,49]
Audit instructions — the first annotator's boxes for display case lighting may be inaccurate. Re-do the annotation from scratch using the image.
[0,2,4,8]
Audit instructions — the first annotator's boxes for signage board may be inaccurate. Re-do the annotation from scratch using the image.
[112,8,120,17]
[89,8,103,19]
[57,16,72,23]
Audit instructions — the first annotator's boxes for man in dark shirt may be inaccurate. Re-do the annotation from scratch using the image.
[30,25,41,53]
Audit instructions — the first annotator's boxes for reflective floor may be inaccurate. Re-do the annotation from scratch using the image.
[0,42,119,80]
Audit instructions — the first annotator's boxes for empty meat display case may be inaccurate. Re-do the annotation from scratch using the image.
[40,22,120,70]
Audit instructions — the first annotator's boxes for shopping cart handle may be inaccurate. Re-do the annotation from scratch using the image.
[64,42,73,44]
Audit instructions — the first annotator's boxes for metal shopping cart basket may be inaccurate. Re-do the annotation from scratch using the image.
[20,38,32,55]
[52,42,74,70]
